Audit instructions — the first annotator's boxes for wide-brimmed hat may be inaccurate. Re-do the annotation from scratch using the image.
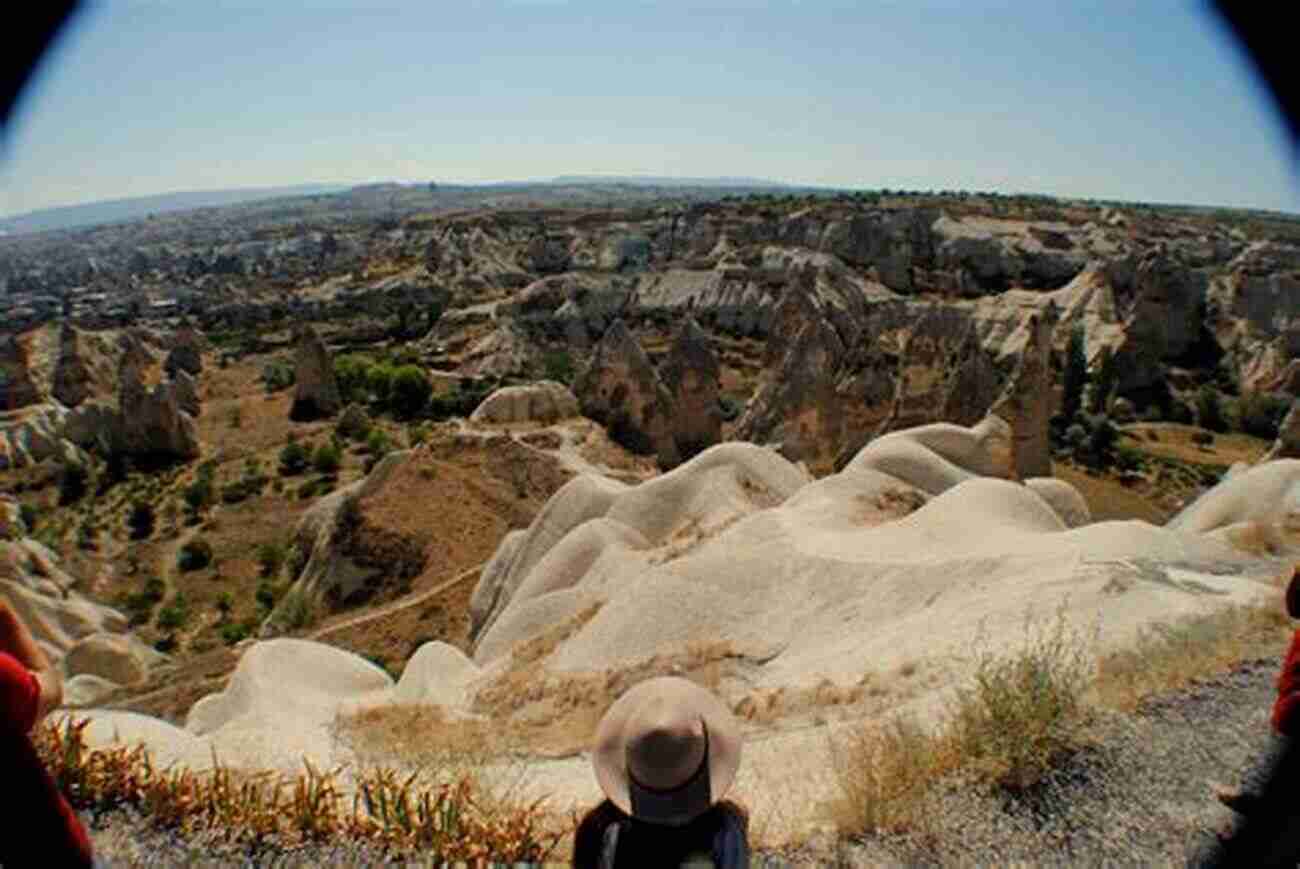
[592,676,742,826]
[1287,565,1300,619]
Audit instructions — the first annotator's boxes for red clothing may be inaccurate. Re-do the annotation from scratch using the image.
[0,652,93,868]
[1272,629,1300,736]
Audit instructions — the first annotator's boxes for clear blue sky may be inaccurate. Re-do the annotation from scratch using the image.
[1,0,1297,217]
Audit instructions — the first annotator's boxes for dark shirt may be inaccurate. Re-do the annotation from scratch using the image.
[573,799,749,869]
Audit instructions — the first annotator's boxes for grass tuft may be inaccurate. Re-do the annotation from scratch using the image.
[34,716,564,862]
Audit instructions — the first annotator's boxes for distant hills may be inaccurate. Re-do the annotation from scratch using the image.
[550,175,792,189]
[0,176,802,237]
[0,184,345,236]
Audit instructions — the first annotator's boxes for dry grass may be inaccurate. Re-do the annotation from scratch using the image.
[828,576,1297,840]
[34,716,564,862]
[828,611,1095,837]
[336,614,748,767]
[1053,462,1171,524]
[1095,570,1294,711]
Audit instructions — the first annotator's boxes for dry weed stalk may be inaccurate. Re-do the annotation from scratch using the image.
[34,716,565,862]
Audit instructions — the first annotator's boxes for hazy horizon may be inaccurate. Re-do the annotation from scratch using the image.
[2,0,1297,219]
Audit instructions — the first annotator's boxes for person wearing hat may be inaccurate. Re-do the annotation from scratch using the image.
[1195,565,1300,868]
[573,676,750,868]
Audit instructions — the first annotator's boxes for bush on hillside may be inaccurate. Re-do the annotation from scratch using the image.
[1237,392,1290,440]
[261,359,295,393]
[127,499,155,540]
[58,462,89,505]
[312,443,341,475]
[388,365,432,418]
[1195,384,1229,433]
[177,538,213,572]
[278,440,310,476]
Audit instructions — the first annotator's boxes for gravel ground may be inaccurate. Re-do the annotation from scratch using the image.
[84,656,1289,867]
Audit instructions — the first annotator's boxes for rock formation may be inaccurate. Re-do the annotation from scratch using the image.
[0,333,41,410]
[64,361,200,461]
[1,495,161,705]
[470,381,579,425]
[573,319,681,469]
[289,325,342,421]
[50,322,92,408]
[988,302,1058,479]
[164,327,204,377]
[171,369,201,418]
[658,317,721,461]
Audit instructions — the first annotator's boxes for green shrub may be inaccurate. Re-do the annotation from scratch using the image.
[334,354,372,404]
[220,620,253,646]
[58,462,89,505]
[126,500,156,540]
[407,423,428,448]
[261,359,295,393]
[364,428,391,457]
[949,610,1091,791]
[120,577,166,626]
[1237,392,1290,440]
[255,580,279,612]
[366,363,395,407]
[1196,385,1229,433]
[183,476,213,513]
[278,440,310,476]
[389,365,432,418]
[177,538,213,572]
[156,593,190,631]
[216,592,234,616]
[19,503,39,534]
[542,349,576,386]
[256,542,285,579]
[718,395,744,423]
[312,443,341,475]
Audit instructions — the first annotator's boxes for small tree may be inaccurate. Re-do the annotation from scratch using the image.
[1196,384,1229,433]
[177,538,213,572]
[127,499,156,540]
[334,355,372,405]
[1061,327,1087,425]
[312,442,341,475]
[279,440,310,476]
[389,365,432,418]
[58,461,89,505]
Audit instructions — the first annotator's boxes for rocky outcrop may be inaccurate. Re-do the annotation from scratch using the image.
[164,327,204,377]
[51,322,92,407]
[172,370,200,418]
[289,325,342,421]
[573,320,681,469]
[64,361,200,461]
[0,333,42,410]
[989,302,1058,479]
[1263,400,1300,462]
[736,295,845,464]
[659,317,722,461]
[470,381,579,425]
[1,496,161,701]
[0,404,79,470]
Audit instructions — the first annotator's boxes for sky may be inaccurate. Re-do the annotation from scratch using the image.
[1,0,1297,217]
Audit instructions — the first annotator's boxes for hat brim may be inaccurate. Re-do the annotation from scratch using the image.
[1287,566,1300,620]
[592,676,741,825]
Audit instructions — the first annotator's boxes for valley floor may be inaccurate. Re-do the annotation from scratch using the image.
[81,649,1288,867]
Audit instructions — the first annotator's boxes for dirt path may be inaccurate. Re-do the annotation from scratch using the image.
[309,561,483,643]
